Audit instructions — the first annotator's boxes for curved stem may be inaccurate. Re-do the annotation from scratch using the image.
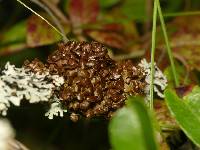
[16,0,68,42]
[30,0,68,42]
[157,0,179,87]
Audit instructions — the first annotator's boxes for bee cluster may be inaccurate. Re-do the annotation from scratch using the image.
[25,41,146,121]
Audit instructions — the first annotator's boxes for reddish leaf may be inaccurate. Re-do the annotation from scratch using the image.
[87,30,126,49]
[68,0,99,27]
[27,15,61,47]
[86,21,139,51]
[175,85,194,98]
[99,23,124,32]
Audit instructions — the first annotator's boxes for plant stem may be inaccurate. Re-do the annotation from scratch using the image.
[157,0,179,87]
[30,0,68,42]
[150,0,158,110]
[164,11,200,17]
[16,0,68,42]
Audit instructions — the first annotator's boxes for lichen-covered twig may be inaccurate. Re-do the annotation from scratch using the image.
[0,41,167,121]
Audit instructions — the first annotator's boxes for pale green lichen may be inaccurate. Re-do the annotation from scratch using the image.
[0,62,65,119]
[139,59,167,99]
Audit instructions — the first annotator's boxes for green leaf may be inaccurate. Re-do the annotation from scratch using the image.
[164,62,191,87]
[99,0,120,8]
[0,21,26,46]
[27,15,61,47]
[165,89,200,146]
[161,0,182,13]
[184,86,200,115]
[0,43,26,56]
[120,0,146,22]
[109,97,158,150]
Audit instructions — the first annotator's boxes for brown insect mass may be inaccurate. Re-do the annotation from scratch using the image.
[25,41,146,121]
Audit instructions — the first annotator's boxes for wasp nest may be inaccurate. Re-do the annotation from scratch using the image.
[25,41,147,121]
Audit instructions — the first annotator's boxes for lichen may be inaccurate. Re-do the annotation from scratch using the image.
[138,59,168,99]
[0,62,65,117]
[45,97,67,119]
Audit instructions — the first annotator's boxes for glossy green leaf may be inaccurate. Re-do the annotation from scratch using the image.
[109,97,158,150]
[165,89,200,146]
[184,86,200,115]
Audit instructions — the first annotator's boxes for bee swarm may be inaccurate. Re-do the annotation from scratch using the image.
[0,41,167,121]
[25,41,146,121]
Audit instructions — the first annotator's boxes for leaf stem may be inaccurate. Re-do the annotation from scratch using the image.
[16,0,68,42]
[30,0,68,42]
[157,0,179,87]
[150,0,158,110]
[164,11,200,17]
